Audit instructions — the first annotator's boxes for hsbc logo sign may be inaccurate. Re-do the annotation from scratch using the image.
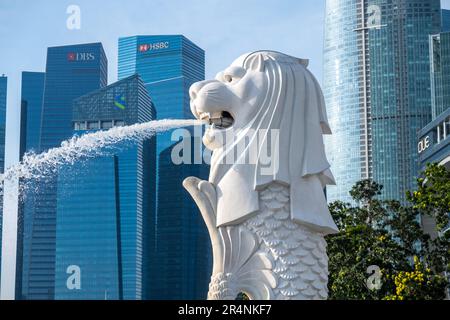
[138,42,169,53]
[67,52,96,61]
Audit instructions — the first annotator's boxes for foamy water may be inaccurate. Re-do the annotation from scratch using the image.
[0,118,203,194]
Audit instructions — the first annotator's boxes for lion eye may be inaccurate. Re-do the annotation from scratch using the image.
[224,74,233,83]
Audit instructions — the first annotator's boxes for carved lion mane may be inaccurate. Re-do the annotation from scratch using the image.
[189,51,338,235]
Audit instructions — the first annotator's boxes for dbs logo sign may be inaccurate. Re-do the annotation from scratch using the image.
[67,52,95,61]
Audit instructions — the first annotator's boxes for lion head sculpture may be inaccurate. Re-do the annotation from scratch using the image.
[189,51,338,235]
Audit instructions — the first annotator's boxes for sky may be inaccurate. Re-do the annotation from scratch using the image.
[0,0,326,169]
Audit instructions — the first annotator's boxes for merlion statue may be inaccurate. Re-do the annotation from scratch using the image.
[183,51,338,300]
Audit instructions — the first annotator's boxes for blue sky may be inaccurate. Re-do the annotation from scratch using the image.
[1,0,450,169]
[0,0,326,169]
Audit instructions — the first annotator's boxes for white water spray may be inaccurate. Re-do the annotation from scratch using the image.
[0,119,202,191]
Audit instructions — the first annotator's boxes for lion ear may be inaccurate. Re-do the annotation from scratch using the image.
[248,54,265,72]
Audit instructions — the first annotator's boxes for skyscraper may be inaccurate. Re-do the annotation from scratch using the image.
[156,141,209,299]
[0,75,7,284]
[0,75,6,175]
[417,109,450,173]
[54,74,156,300]
[18,71,46,299]
[430,31,450,119]
[324,0,441,203]
[21,43,107,299]
[20,72,46,156]
[118,35,211,299]
[442,9,450,32]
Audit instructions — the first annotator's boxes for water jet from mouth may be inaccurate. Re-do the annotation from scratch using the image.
[0,118,203,193]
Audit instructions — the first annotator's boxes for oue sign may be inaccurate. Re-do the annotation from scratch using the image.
[418,136,431,154]
[138,42,170,52]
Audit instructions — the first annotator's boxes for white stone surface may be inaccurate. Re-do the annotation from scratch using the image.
[184,51,338,300]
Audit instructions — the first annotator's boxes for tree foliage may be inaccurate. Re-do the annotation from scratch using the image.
[327,165,450,300]
[384,256,448,300]
[407,163,450,233]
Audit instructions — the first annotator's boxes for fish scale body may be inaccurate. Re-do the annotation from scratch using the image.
[243,182,329,300]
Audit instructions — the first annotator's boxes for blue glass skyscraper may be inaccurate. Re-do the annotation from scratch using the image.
[21,43,107,299]
[324,0,441,203]
[442,9,450,32]
[0,75,6,174]
[118,35,211,299]
[0,75,7,284]
[156,141,209,299]
[54,74,156,300]
[431,9,450,121]
[118,36,203,151]
[40,44,107,149]
[430,31,450,119]
[20,72,46,156]
[18,71,46,299]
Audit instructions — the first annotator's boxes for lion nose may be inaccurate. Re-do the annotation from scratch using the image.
[189,80,216,101]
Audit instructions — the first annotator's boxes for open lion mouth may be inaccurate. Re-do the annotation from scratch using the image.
[199,111,234,130]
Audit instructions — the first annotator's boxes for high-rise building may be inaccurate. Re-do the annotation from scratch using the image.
[54,74,156,300]
[118,35,211,299]
[20,72,46,156]
[430,31,450,119]
[0,75,7,284]
[417,108,450,174]
[18,71,46,299]
[323,0,441,203]
[21,43,107,299]
[40,44,107,150]
[442,9,450,32]
[0,75,6,175]
[417,108,450,298]
[418,16,450,240]
[156,141,209,299]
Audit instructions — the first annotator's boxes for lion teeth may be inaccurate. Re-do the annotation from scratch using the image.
[199,112,211,121]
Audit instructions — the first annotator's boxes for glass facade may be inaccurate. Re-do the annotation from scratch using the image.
[55,74,156,300]
[0,75,6,174]
[442,9,450,32]
[155,140,210,299]
[417,108,450,242]
[418,107,450,171]
[118,35,211,299]
[18,71,46,299]
[0,75,7,284]
[20,72,45,155]
[21,43,107,299]
[324,0,441,203]
[430,31,450,119]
